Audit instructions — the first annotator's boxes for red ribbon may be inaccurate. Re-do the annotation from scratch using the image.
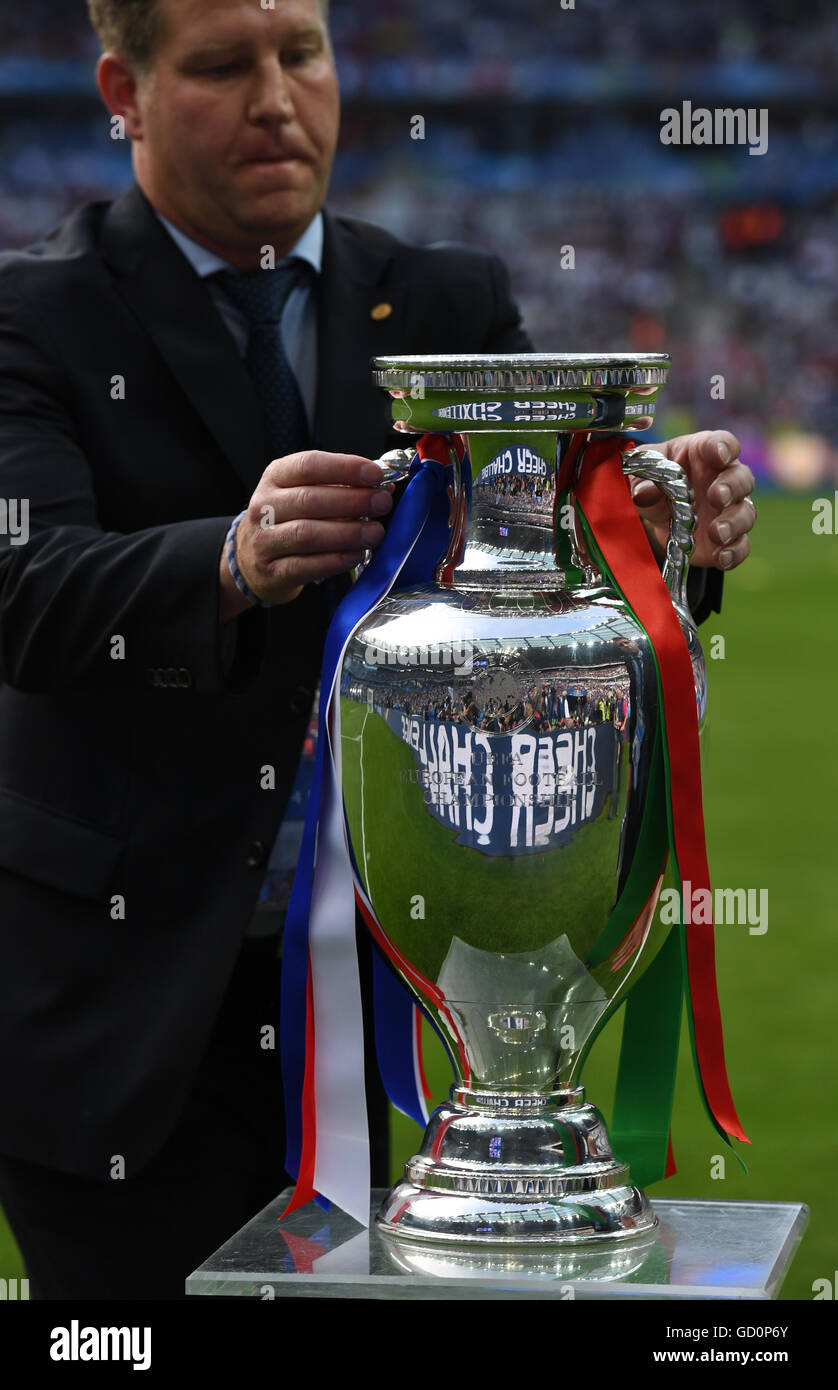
[565,432,748,1146]
[281,962,318,1217]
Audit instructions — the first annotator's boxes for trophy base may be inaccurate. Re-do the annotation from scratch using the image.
[376,1084,658,1246]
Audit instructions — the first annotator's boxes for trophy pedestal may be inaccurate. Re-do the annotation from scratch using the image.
[186,1194,808,1300]
[376,1085,657,1244]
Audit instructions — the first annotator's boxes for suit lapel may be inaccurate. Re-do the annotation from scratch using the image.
[315,210,409,459]
[101,183,268,499]
[101,188,413,489]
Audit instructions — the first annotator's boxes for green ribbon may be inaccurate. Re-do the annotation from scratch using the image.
[573,502,745,1185]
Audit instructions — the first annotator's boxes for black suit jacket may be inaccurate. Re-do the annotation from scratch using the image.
[0,183,533,1178]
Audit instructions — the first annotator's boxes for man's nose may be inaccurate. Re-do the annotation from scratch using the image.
[247,58,296,122]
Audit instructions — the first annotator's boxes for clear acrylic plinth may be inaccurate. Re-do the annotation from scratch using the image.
[186,1190,808,1300]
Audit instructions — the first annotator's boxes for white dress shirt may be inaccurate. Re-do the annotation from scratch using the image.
[156,210,323,433]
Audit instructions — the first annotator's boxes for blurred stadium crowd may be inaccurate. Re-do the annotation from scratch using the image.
[3,0,836,81]
[0,0,835,486]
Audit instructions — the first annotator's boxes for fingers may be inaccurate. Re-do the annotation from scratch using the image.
[707,459,755,511]
[259,517,386,559]
[257,484,392,524]
[704,429,741,472]
[234,522,378,602]
[626,476,666,509]
[260,550,370,587]
[235,450,393,603]
[717,531,752,570]
[664,429,741,475]
[710,494,756,552]
[629,430,750,513]
[265,450,386,490]
[704,440,756,567]
[255,450,393,527]
[674,430,755,506]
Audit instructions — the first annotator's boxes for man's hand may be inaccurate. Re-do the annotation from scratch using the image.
[628,430,755,570]
[219,451,392,622]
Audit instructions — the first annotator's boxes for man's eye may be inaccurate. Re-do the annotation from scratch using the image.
[284,48,317,67]
[205,61,246,76]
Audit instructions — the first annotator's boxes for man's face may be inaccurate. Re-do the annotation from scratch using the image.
[128,0,340,264]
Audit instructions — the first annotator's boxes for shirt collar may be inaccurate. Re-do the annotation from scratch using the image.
[155,209,324,278]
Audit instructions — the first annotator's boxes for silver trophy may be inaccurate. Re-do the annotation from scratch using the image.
[339,355,702,1246]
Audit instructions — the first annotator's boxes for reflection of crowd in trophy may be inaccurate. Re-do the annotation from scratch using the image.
[347,666,629,734]
[476,473,555,514]
[518,679,629,734]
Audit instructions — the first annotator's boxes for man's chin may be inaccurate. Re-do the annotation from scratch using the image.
[230,190,319,246]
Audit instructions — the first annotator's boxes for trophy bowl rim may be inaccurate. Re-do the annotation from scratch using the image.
[372,353,671,366]
[371,353,670,393]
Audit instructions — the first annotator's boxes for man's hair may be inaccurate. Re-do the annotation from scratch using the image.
[87,0,330,72]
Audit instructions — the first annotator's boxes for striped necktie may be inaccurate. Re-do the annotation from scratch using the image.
[213,261,310,460]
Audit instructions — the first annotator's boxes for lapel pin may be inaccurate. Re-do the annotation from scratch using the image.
[371,302,393,321]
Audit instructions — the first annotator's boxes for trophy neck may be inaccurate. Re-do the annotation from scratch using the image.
[442,430,602,592]
[373,354,670,595]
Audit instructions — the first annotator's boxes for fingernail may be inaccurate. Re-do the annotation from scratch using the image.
[361,523,383,544]
[370,490,392,514]
[717,483,732,506]
[717,442,731,465]
[360,463,383,484]
[719,548,734,568]
[717,521,731,543]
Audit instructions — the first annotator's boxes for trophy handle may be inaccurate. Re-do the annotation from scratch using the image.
[350,450,416,577]
[620,446,696,621]
[371,448,415,483]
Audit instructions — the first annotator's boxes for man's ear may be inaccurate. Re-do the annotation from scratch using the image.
[96,53,146,140]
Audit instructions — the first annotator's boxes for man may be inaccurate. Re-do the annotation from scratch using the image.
[0,0,755,1298]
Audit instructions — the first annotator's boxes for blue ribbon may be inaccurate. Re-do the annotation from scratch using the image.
[281,444,461,1181]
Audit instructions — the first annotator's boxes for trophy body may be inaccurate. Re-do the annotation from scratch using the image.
[339,355,703,1245]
